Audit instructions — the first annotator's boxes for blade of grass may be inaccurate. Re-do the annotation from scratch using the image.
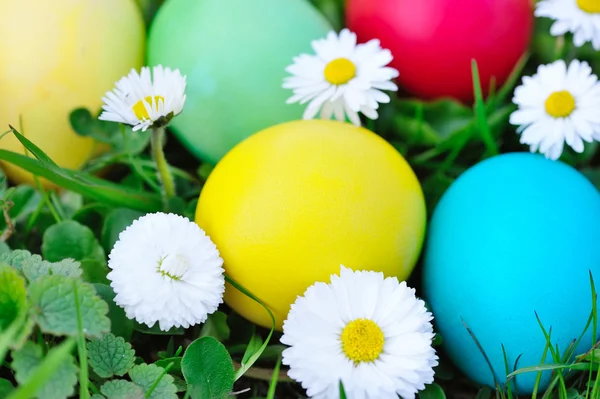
[588,272,599,399]
[471,60,499,157]
[501,345,514,399]
[6,337,77,399]
[462,318,501,388]
[265,356,282,399]
[145,361,174,398]
[73,281,89,399]
[225,275,275,381]
[532,337,551,399]
[534,315,568,397]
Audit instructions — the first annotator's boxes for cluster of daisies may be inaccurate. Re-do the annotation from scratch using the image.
[106,212,437,399]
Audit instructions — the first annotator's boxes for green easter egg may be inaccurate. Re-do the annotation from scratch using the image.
[148,0,332,163]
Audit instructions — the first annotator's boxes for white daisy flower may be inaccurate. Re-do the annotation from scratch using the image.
[281,266,438,399]
[283,29,399,126]
[107,212,225,331]
[99,65,187,132]
[536,0,600,50]
[509,59,600,160]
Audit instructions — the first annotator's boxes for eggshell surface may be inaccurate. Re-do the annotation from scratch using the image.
[147,0,332,164]
[195,120,426,329]
[346,0,533,102]
[0,0,145,186]
[423,153,600,393]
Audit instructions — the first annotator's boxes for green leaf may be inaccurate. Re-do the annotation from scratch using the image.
[418,383,447,399]
[101,208,144,253]
[395,99,473,145]
[129,364,177,399]
[11,341,78,399]
[0,129,163,213]
[21,257,82,282]
[181,337,235,399]
[0,265,26,331]
[29,275,110,338]
[92,284,133,341]
[87,333,136,378]
[100,380,144,399]
[0,185,41,230]
[0,378,14,398]
[199,311,230,342]
[70,108,150,154]
[0,250,33,273]
[80,260,110,284]
[42,220,106,264]
[475,386,492,399]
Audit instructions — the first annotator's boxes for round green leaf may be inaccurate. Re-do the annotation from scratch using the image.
[100,379,144,399]
[101,208,144,253]
[419,383,447,399]
[181,337,235,399]
[129,363,177,399]
[0,265,26,331]
[42,220,106,264]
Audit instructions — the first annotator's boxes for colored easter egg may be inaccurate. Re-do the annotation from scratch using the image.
[0,0,145,187]
[423,153,600,393]
[346,0,533,102]
[195,119,427,329]
[147,0,332,164]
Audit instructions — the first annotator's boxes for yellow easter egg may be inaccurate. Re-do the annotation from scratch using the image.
[195,120,426,329]
[0,0,145,186]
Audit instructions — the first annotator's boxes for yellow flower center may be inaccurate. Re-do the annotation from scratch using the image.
[577,0,600,13]
[544,90,576,118]
[132,95,164,120]
[340,318,385,364]
[324,58,357,85]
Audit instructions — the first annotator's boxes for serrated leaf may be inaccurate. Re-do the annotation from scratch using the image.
[129,364,177,399]
[0,378,14,398]
[21,256,82,282]
[11,341,78,399]
[0,249,33,273]
[29,275,110,338]
[87,333,136,378]
[92,284,133,341]
[100,380,145,399]
[182,337,235,399]
[199,311,230,342]
[0,266,26,331]
[42,220,106,264]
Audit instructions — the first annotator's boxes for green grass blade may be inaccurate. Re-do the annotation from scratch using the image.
[265,356,282,399]
[225,275,275,381]
[0,310,27,364]
[471,59,499,157]
[0,149,162,212]
[6,337,77,399]
[73,281,89,399]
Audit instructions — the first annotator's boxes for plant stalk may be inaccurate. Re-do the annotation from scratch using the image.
[150,126,175,201]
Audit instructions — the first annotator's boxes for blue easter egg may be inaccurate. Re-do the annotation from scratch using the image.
[423,152,600,393]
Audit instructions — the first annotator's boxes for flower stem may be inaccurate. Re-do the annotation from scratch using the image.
[151,126,175,201]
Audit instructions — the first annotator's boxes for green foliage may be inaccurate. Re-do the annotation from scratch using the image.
[100,380,145,399]
[87,333,136,378]
[419,383,447,399]
[21,257,82,282]
[182,337,235,399]
[0,379,14,399]
[42,220,106,264]
[11,341,78,399]
[92,284,133,341]
[199,311,230,342]
[29,275,110,338]
[129,364,178,399]
[0,266,26,330]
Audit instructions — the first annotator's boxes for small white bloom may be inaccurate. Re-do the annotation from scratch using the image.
[99,65,187,131]
[107,212,225,331]
[536,0,600,50]
[283,29,399,126]
[281,266,438,399]
[509,59,600,160]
